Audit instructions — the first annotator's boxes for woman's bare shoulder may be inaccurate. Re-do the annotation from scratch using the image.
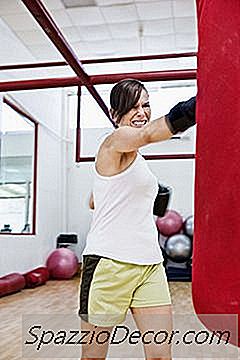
[96,136,136,177]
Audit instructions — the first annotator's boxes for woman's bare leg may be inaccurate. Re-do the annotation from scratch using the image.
[131,304,173,360]
[80,319,113,360]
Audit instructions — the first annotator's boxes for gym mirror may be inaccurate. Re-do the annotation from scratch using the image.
[0,97,37,235]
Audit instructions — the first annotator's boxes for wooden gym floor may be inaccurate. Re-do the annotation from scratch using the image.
[0,274,238,360]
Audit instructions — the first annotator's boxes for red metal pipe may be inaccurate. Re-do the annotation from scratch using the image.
[32,122,38,235]
[0,76,81,91]
[76,86,81,163]
[0,52,197,71]
[144,154,195,160]
[22,0,89,85]
[87,84,115,127]
[21,0,110,120]
[3,97,39,124]
[84,52,197,64]
[0,69,196,92]
[77,154,195,162]
[75,86,114,162]
[0,61,67,71]
[90,69,196,84]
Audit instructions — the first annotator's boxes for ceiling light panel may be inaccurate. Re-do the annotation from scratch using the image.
[62,0,97,8]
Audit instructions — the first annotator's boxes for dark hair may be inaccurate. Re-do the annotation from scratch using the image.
[110,79,147,124]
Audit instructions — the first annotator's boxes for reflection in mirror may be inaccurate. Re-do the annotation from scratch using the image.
[0,97,37,234]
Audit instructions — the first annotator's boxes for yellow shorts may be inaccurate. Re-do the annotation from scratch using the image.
[79,255,171,326]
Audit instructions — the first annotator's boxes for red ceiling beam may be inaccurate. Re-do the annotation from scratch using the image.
[21,0,89,84]
[77,154,195,162]
[0,76,80,91]
[0,69,196,92]
[21,0,110,120]
[90,69,196,84]
[3,97,39,124]
[0,52,197,71]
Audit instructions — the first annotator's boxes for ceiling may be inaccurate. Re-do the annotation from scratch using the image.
[0,0,198,62]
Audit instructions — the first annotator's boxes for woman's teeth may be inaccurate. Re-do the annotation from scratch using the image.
[132,120,147,126]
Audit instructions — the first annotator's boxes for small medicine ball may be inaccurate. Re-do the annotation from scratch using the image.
[183,215,194,237]
[164,234,192,263]
[156,210,183,236]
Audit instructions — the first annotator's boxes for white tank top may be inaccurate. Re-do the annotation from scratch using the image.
[83,153,164,264]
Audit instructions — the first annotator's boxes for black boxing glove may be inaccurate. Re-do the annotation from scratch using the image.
[153,184,172,217]
[165,96,196,135]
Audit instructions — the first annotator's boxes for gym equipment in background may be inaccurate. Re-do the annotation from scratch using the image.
[157,211,194,281]
[46,248,79,280]
[56,233,78,248]
[183,215,194,237]
[0,273,26,297]
[156,209,183,236]
[153,184,172,217]
[164,234,192,263]
[24,267,49,288]
[56,233,78,257]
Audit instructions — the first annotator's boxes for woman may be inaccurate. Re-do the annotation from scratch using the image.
[79,79,196,360]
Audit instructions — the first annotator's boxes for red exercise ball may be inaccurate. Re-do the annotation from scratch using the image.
[46,248,78,280]
[156,209,183,236]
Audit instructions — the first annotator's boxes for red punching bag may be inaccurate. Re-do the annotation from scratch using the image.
[193,0,240,346]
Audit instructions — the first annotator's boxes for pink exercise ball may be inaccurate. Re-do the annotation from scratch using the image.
[156,210,183,237]
[46,248,79,280]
